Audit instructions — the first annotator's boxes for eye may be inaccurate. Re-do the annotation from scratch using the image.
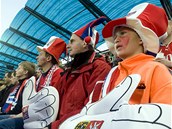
[119,31,127,36]
[69,39,74,44]
[114,30,127,40]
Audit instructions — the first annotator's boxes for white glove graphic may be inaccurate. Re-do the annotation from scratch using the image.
[22,76,59,129]
[60,74,172,129]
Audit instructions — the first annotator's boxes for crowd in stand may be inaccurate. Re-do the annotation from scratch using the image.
[0,2,171,129]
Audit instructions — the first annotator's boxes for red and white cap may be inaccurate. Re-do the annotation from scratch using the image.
[102,3,168,54]
[37,36,66,62]
[73,16,108,47]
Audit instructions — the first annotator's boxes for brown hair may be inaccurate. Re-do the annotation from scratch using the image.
[45,52,58,65]
[19,61,36,78]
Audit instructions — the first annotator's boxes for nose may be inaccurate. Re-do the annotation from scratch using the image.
[114,36,120,44]
[66,43,70,49]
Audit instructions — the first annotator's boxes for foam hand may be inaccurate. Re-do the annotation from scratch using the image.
[59,74,172,129]
[22,76,59,129]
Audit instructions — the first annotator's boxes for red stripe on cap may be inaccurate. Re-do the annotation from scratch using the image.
[102,18,127,38]
[137,4,168,37]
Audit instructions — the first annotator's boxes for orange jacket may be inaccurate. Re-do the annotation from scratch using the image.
[105,53,172,104]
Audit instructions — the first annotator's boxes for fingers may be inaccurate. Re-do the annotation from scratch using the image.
[23,76,37,106]
[85,74,141,115]
[23,87,59,128]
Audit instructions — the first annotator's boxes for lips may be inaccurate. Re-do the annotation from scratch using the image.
[116,44,123,50]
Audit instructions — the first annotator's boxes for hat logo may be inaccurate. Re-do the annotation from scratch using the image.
[45,42,51,47]
[127,11,136,17]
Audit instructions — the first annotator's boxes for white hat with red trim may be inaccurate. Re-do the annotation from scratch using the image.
[37,36,66,62]
[102,3,168,54]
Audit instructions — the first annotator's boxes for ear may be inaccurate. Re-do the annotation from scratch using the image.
[139,39,143,45]
[46,55,52,62]
[24,70,28,76]
[82,41,88,48]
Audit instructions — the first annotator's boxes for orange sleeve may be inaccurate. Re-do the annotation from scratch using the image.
[150,63,172,104]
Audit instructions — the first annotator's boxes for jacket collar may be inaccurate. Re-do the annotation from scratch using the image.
[69,50,95,70]
[119,53,154,70]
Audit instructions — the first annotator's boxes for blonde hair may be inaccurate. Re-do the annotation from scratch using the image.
[19,61,36,78]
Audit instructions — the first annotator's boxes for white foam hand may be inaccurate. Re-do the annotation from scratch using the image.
[22,76,59,129]
[59,74,172,129]
[80,74,141,115]
[60,104,171,129]
[111,104,171,129]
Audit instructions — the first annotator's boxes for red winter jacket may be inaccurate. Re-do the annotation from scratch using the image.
[51,51,111,129]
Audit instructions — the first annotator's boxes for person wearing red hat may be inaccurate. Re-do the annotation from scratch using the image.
[47,16,111,129]
[101,3,172,105]
[0,37,66,129]
[155,20,172,71]
[36,36,66,91]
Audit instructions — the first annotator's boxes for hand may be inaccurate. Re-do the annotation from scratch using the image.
[10,113,23,118]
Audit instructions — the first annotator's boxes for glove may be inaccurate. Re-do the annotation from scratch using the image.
[22,76,59,129]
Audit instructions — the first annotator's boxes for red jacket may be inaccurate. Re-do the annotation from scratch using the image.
[36,65,63,91]
[51,51,111,129]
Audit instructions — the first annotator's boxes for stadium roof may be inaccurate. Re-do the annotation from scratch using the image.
[0,0,171,78]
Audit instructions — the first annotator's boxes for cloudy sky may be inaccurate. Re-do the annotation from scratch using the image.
[0,0,28,37]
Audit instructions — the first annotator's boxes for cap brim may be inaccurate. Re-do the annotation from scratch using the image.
[102,17,127,38]
[37,46,44,52]
[102,17,159,53]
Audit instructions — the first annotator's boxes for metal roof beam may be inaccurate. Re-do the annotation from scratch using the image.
[0,69,7,72]
[9,27,45,46]
[79,0,111,22]
[0,69,12,73]
[0,60,18,67]
[160,0,172,19]
[0,40,37,58]
[0,52,25,62]
[0,65,15,72]
[24,6,72,39]
[0,65,8,69]
[0,65,13,70]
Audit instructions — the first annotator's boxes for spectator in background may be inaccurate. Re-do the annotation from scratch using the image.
[101,3,172,104]
[0,71,19,109]
[47,16,111,129]
[0,72,12,92]
[35,66,42,80]
[155,20,172,69]
[0,61,36,128]
[0,36,67,129]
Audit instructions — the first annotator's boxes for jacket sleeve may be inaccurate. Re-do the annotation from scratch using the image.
[84,58,111,104]
[150,63,172,104]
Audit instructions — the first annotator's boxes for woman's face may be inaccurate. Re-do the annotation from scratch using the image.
[113,26,143,60]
